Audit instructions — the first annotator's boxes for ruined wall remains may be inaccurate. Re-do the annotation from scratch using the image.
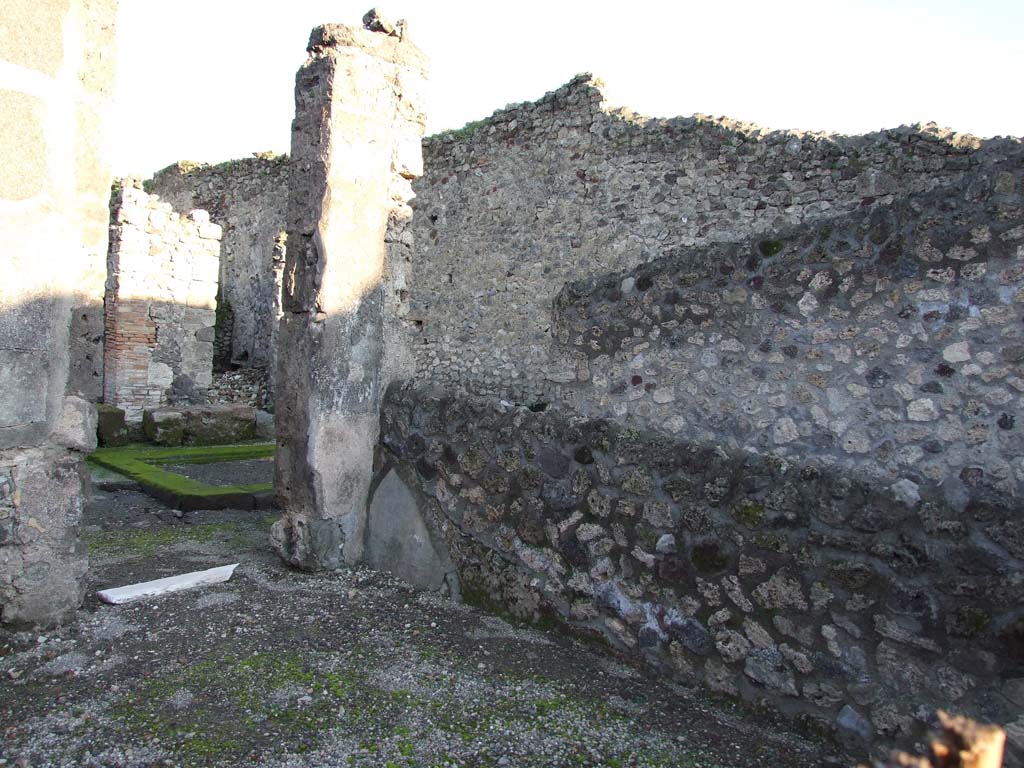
[0,0,117,625]
[553,159,1024,506]
[380,381,1023,759]
[408,75,1023,404]
[271,16,429,570]
[103,180,221,422]
[130,63,1023,751]
[147,156,288,374]
[145,77,1022,415]
[370,79,1024,756]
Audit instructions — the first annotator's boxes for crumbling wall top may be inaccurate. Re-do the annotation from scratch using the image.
[424,71,1022,156]
[306,9,426,71]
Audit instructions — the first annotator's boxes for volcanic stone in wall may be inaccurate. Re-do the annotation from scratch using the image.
[379,383,1023,756]
[407,74,1023,406]
[552,159,1024,505]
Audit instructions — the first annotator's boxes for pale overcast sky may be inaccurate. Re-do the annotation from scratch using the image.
[110,0,1023,176]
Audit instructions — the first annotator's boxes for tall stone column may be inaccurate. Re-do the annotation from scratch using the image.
[272,13,428,570]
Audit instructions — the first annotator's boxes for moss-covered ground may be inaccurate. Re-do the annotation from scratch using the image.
[83,515,277,558]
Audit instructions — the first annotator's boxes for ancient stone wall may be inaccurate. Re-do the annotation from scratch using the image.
[137,64,1024,750]
[271,18,429,570]
[553,159,1024,505]
[147,156,288,374]
[145,77,1022,414]
[103,180,221,422]
[0,0,117,626]
[380,383,1024,758]
[408,75,1023,404]
[371,78,1024,754]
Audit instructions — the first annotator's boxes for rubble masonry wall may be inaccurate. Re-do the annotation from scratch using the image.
[147,156,288,374]
[103,181,221,422]
[408,76,1023,405]
[134,70,1023,752]
[378,78,1024,752]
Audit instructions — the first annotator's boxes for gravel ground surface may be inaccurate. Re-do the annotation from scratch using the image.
[0,489,839,768]
[161,458,274,487]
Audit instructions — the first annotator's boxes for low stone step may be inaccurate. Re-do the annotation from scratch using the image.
[142,404,257,446]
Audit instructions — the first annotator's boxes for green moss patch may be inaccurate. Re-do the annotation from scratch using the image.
[108,648,700,768]
[430,117,489,142]
[828,560,876,591]
[110,652,358,765]
[731,499,764,528]
[690,541,729,575]
[84,516,277,557]
[88,443,275,510]
[952,606,991,638]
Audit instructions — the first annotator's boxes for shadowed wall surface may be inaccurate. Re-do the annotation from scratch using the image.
[147,157,288,375]
[0,0,117,626]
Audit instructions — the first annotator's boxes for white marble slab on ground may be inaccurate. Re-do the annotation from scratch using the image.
[97,563,239,605]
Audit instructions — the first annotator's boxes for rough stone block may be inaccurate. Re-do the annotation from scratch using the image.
[147,360,173,388]
[143,408,186,446]
[0,350,49,430]
[191,254,220,283]
[51,396,97,453]
[270,513,344,571]
[182,404,256,445]
[0,448,88,627]
[66,298,104,401]
[143,405,256,446]
[255,409,275,440]
[0,293,53,353]
[96,403,129,447]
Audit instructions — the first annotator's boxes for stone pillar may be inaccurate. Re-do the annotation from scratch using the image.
[272,13,428,570]
[0,0,117,626]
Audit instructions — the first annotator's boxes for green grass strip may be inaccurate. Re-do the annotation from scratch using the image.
[87,442,275,507]
[91,441,274,465]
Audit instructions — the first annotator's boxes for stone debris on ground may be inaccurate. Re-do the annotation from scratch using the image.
[207,368,272,411]
[872,710,1006,768]
[0,486,833,768]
